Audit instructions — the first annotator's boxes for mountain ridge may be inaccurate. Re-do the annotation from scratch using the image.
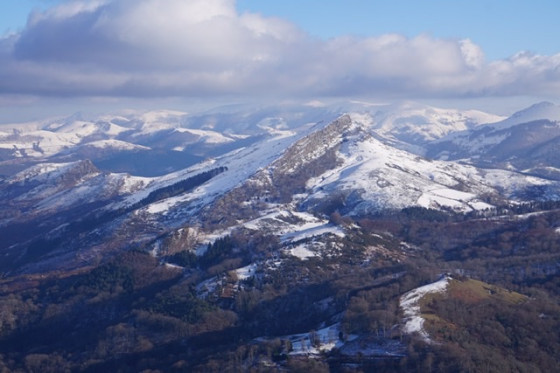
[1,101,560,371]
[3,102,560,273]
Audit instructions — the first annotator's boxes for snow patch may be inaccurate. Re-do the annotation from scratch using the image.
[196,277,220,299]
[164,263,183,270]
[417,188,493,212]
[400,275,450,342]
[281,223,345,243]
[274,323,347,356]
[235,263,257,280]
[288,244,317,259]
[145,195,190,214]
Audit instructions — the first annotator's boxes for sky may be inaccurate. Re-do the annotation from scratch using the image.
[1,0,559,122]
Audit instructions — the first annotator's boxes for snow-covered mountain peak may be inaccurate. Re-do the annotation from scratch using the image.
[134,110,186,128]
[299,115,559,215]
[426,101,560,175]
[139,110,188,123]
[367,102,504,143]
[172,128,238,145]
[512,101,555,116]
[97,110,188,137]
[493,101,560,129]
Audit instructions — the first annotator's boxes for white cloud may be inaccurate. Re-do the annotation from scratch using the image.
[459,39,484,69]
[0,0,559,100]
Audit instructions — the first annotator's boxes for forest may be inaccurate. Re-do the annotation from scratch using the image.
[0,202,559,372]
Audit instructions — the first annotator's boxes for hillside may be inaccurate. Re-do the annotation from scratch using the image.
[0,102,559,371]
[418,278,559,372]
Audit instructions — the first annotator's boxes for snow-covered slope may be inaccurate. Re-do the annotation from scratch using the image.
[2,103,560,274]
[365,101,504,145]
[300,114,558,215]
[0,110,266,177]
[76,139,151,151]
[491,101,560,130]
[141,111,560,225]
[136,111,560,238]
[116,121,324,216]
[0,110,242,160]
[400,275,451,342]
[0,160,150,223]
[0,127,84,158]
[6,161,98,184]
[4,104,558,221]
[426,102,560,178]
[30,171,149,215]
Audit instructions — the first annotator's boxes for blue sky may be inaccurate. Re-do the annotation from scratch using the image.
[0,0,559,121]
[238,0,560,61]
[1,0,58,33]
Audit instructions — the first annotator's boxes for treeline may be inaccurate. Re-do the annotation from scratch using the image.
[136,166,227,207]
[165,236,236,269]
[468,199,560,218]
[67,166,228,234]
[379,200,560,223]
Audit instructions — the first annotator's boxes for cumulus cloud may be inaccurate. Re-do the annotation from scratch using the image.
[1,0,559,100]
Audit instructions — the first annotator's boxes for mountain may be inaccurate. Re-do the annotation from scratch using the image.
[492,101,560,129]
[357,101,504,150]
[427,102,560,180]
[0,160,149,222]
[0,109,261,177]
[2,106,558,275]
[1,102,559,372]
[0,101,501,178]
[197,113,557,230]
